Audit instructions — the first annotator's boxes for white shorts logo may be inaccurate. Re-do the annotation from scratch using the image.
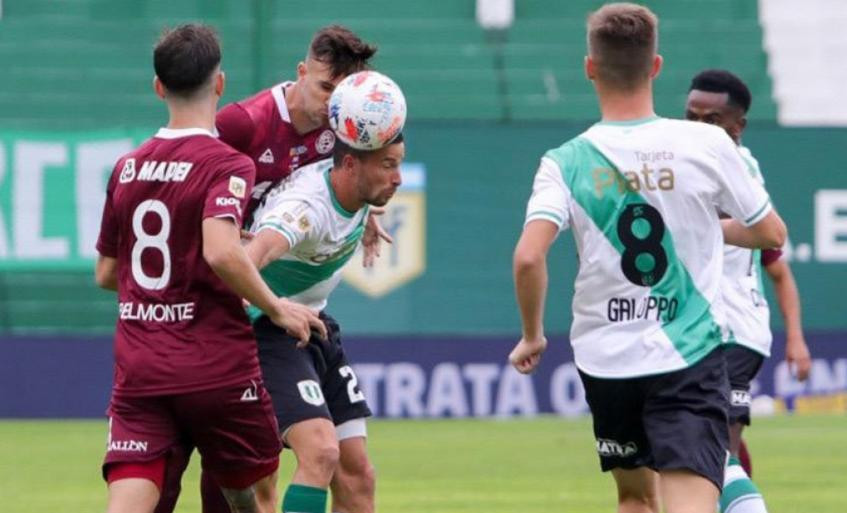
[297,380,326,406]
[731,390,752,407]
[596,438,637,457]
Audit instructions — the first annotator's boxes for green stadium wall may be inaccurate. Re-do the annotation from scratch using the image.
[0,122,845,335]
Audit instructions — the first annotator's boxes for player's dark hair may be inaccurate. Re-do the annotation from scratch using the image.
[332,132,404,167]
[587,3,658,90]
[689,69,752,113]
[309,25,377,79]
[154,24,221,98]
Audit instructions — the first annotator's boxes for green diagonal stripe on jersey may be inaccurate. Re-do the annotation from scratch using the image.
[545,137,722,365]
[248,222,365,321]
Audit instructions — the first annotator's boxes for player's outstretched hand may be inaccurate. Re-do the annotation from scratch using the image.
[269,298,327,347]
[509,336,547,374]
[362,207,393,267]
[786,335,812,381]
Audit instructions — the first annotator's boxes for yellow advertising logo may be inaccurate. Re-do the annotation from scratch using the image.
[343,163,426,297]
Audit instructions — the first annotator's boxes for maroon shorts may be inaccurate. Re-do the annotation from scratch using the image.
[103,380,281,489]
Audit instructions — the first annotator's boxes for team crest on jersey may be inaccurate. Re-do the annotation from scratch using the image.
[229,176,247,198]
[343,163,427,297]
[316,130,335,154]
[118,158,136,183]
[298,215,311,232]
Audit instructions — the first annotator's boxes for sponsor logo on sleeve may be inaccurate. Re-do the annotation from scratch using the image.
[229,176,247,198]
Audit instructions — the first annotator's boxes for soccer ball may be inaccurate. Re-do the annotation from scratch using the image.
[329,71,406,150]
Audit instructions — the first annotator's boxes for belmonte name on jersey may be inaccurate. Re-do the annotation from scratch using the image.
[524,117,772,378]
[248,158,368,314]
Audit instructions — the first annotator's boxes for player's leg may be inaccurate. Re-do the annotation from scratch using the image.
[610,468,660,513]
[737,438,752,477]
[643,347,729,513]
[721,345,768,513]
[107,475,161,513]
[320,313,375,513]
[283,417,340,512]
[102,396,178,513]
[330,425,375,513]
[578,370,657,513]
[152,442,194,513]
[255,315,338,513]
[175,380,281,513]
[659,469,719,513]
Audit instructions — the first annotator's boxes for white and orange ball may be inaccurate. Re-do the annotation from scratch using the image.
[329,71,406,150]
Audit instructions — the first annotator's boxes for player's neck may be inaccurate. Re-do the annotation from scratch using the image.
[285,83,322,135]
[165,101,217,133]
[595,84,657,122]
[329,168,364,213]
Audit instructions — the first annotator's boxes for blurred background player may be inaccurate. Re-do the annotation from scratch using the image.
[242,130,406,513]
[685,68,812,513]
[94,24,324,513]
[154,25,385,513]
[508,4,787,513]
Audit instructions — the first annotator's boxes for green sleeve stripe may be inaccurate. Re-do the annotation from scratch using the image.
[257,222,297,246]
[744,199,771,225]
[526,211,564,225]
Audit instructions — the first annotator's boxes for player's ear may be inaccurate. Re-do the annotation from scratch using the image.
[584,56,595,81]
[650,54,663,79]
[153,76,166,99]
[215,70,225,98]
[296,61,307,81]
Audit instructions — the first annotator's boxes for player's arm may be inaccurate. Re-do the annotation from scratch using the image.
[245,229,291,270]
[202,218,325,342]
[721,211,786,249]
[216,103,255,153]
[95,255,118,291]
[712,134,787,249]
[94,169,119,291]
[763,250,811,380]
[509,157,569,374]
[510,220,559,373]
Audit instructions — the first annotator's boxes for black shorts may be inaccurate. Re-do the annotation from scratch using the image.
[579,347,730,491]
[723,344,765,426]
[253,312,371,437]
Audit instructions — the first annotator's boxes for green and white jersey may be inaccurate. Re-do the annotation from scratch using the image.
[721,146,772,356]
[525,117,771,378]
[249,158,367,315]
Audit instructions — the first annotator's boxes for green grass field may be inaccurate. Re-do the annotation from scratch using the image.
[0,415,843,512]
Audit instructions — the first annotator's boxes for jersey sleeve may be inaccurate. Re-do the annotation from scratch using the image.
[95,166,119,257]
[712,136,772,226]
[524,156,571,231]
[203,155,256,226]
[253,198,321,248]
[216,103,255,153]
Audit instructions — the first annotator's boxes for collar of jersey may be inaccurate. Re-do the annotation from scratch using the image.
[323,169,357,218]
[155,127,216,139]
[272,82,294,123]
[595,115,661,127]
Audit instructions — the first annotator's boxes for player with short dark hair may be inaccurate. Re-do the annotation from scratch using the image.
[686,68,812,513]
[508,4,787,513]
[154,26,385,513]
[96,23,324,513]
[241,131,405,513]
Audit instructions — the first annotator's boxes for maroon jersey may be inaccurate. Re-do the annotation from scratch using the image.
[215,81,336,214]
[96,127,260,397]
